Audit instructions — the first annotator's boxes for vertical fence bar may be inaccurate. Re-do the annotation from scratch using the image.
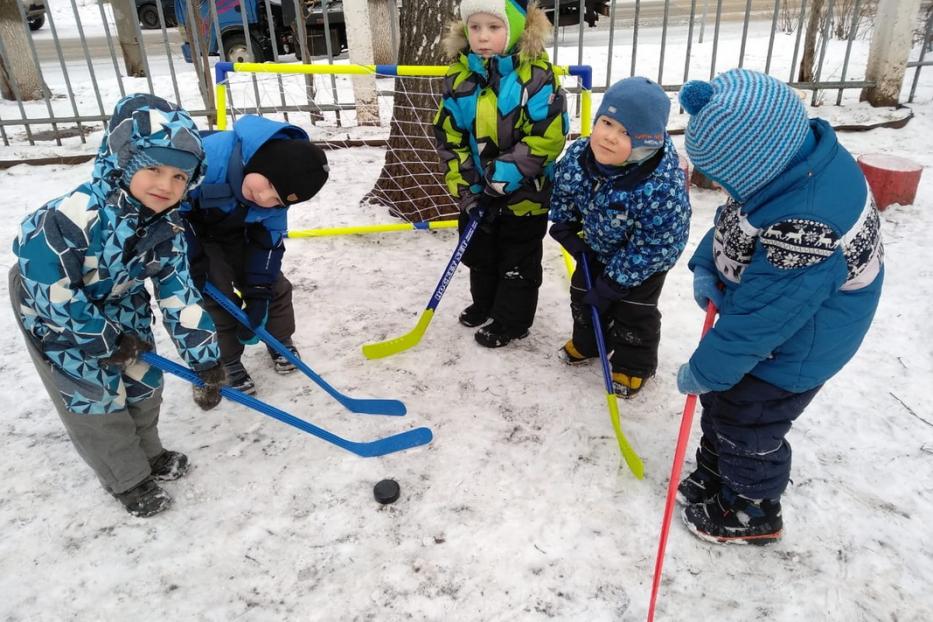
[15,0,61,145]
[43,2,86,142]
[97,0,126,99]
[658,0,671,85]
[261,0,290,122]
[631,0,641,76]
[0,107,9,147]
[552,1,559,63]
[790,0,809,83]
[909,4,933,102]
[682,0,698,109]
[235,0,263,113]
[836,0,864,105]
[127,0,155,94]
[69,0,108,119]
[320,0,343,127]
[764,0,781,75]
[576,0,584,117]
[154,0,182,105]
[207,0,233,127]
[710,0,724,79]
[606,0,618,88]
[811,0,833,105]
[738,0,753,68]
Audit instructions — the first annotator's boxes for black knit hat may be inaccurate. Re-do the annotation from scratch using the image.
[243,140,330,206]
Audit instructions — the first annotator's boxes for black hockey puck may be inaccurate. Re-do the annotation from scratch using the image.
[373,479,400,505]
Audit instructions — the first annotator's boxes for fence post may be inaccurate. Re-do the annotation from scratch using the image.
[343,0,381,126]
[860,0,922,106]
[110,0,146,77]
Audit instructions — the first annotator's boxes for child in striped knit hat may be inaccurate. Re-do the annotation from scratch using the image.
[675,69,884,545]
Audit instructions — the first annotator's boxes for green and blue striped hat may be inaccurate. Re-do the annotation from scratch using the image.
[460,0,528,53]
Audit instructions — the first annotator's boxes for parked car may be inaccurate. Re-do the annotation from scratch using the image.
[539,0,610,27]
[24,0,45,31]
[137,0,177,30]
[175,0,346,64]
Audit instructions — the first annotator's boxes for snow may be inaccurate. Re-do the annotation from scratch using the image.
[857,153,923,173]
[1,8,933,622]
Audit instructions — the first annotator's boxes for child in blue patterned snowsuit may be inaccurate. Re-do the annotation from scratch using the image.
[10,94,224,518]
[675,69,884,545]
[182,115,329,394]
[549,77,691,397]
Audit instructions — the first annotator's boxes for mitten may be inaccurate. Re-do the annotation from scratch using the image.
[192,364,225,410]
[676,363,711,396]
[692,266,724,311]
[582,275,629,315]
[102,334,152,369]
[549,221,588,257]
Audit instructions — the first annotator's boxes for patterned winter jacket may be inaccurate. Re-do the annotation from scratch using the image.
[12,93,220,415]
[549,137,691,289]
[688,118,884,393]
[433,5,568,216]
[182,115,308,290]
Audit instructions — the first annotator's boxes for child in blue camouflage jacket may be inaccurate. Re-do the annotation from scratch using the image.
[549,77,691,397]
[10,94,224,518]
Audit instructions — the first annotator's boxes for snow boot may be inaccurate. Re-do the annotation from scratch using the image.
[611,371,649,398]
[459,304,489,328]
[677,438,721,505]
[474,320,529,348]
[268,342,300,374]
[223,359,256,395]
[114,478,173,518]
[557,340,596,365]
[682,487,783,545]
[149,450,190,481]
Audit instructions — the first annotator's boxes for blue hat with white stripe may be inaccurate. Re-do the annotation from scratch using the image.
[680,69,809,203]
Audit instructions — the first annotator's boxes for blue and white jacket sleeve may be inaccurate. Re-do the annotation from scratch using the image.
[548,146,582,225]
[689,238,849,391]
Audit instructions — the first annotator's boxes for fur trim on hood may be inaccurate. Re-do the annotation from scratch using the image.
[442,2,550,61]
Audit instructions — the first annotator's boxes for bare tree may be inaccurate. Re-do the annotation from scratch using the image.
[0,0,47,100]
[111,0,147,77]
[366,0,459,221]
[798,0,826,83]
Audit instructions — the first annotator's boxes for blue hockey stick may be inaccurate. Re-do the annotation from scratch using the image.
[141,352,432,458]
[203,282,406,417]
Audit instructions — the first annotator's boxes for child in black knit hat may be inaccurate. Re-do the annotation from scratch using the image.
[183,115,329,394]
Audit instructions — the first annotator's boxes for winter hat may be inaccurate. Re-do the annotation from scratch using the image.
[123,146,200,184]
[460,0,528,53]
[243,140,330,206]
[679,68,809,203]
[595,76,670,151]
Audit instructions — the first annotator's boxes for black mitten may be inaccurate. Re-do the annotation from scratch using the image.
[192,364,225,410]
[102,334,152,369]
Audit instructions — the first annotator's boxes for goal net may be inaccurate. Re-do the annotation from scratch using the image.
[214,62,592,224]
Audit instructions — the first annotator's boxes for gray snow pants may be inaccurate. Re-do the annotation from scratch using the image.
[9,266,163,495]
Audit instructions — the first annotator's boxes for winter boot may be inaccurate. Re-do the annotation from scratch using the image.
[611,371,648,398]
[268,341,300,375]
[223,359,256,395]
[459,304,489,328]
[114,478,173,518]
[682,487,783,545]
[474,320,529,348]
[149,450,190,481]
[677,438,721,505]
[557,340,596,365]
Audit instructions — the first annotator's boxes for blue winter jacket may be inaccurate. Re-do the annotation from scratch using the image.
[688,119,884,393]
[12,94,220,414]
[549,137,691,288]
[182,115,309,290]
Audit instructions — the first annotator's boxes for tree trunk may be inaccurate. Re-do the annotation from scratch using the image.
[111,0,147,77]
[0,0,47,100]
[798,0,825,83]
[366,1,459,222]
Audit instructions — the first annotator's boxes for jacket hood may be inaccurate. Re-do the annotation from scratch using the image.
[232,114,310,165]
[93,93,205,196]
[442,2,550,61]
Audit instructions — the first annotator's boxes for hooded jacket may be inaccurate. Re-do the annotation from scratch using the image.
[182,115,309,291]
[12,93,219,415]
[433,4,568,216]
[688,119,884,393]
[549,136,691,289]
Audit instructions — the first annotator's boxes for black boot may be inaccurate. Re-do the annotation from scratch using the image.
[223,359,256,395]
[682,487,783,545]
[114,478,173,518]
[268,341,300,374]
[677,438,721,505]
[459,304,489,328]
[474,320,529,348]
[149,450,190,481]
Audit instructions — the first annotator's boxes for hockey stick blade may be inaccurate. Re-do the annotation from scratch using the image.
[143,352,432,457]
[362,309,434,360]
[607,395,645,479]
[204,283,406,416]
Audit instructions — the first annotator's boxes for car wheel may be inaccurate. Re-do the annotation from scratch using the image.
[138,4,160,30]
[28,15,45,31]
[222,32,269,63]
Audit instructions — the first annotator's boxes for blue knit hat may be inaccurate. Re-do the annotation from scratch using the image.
[595,76,670,150]
[124,145,200,183]
[680,69,809,203]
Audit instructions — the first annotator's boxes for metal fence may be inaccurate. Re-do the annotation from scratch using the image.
[0,0,928,147]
